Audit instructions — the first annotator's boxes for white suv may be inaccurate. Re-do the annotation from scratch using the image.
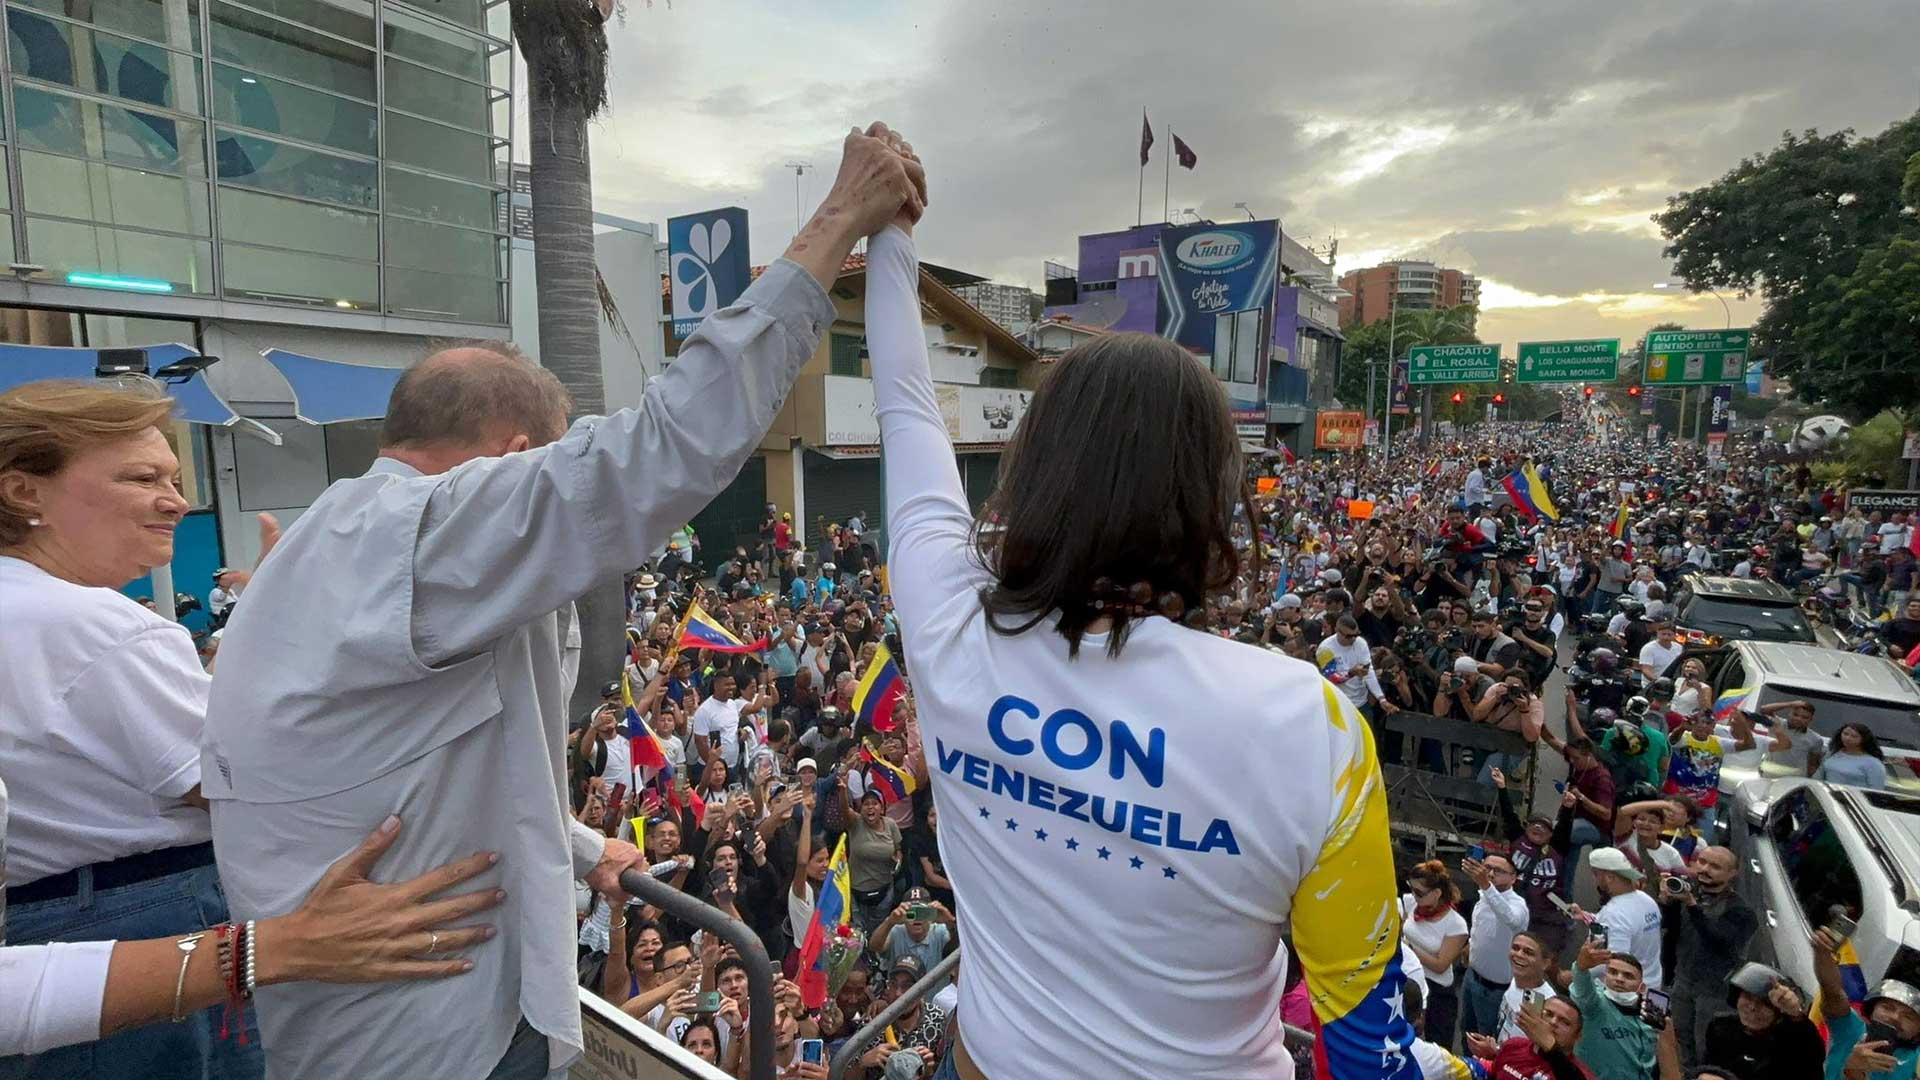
[1728,777,1920,1007]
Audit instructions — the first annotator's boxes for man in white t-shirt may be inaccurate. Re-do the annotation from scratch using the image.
[1879,512,1912,555]
[1465,930,1559,1051]
[1316,615,1387,711]
[1636,621,1684,680]
[689,673,773,779]
[1583,847,1665,989]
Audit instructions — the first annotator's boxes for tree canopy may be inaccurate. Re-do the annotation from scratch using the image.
[1656,111,1920,417]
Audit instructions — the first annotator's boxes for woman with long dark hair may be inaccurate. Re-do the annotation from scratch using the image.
[862,142,1416,1079]
[1815,722,1888,790]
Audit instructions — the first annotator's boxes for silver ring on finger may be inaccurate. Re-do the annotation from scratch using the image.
[425,931,440,956]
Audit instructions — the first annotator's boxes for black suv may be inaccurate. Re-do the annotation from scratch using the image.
[1672,574,1817,647]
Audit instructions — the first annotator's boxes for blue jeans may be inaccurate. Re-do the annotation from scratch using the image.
[1564,819,1608,898]
[0,861,262,1080]
[932,1046,962,1080]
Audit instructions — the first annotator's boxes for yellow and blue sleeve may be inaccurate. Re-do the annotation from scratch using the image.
[1294,682,1423,1079]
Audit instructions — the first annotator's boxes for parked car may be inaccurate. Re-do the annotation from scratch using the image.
[1727,776,1920,1015]
[1671,640,1920,795]
[1672,574,1817,646]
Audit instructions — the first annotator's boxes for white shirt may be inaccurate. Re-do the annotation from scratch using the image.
[1400,898,1467,988]
[1466,885,1530,983]
[691,696,749,770]
[1879,523,1910,555]
[1495,978,1560,1042]
[208,584,239,616]
[1595,888,1665,989]
[0,557,210,883]
[197,258,833,1080]
[1465,469,1488,507]
[1638,639,1684,677]
[865,227,1415,1080]
[1316,634,1385,708]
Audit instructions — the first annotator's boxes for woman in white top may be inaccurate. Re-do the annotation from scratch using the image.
[0,380,508,1074]
[1400,859,1470,1050]
[862,131,1416,1080]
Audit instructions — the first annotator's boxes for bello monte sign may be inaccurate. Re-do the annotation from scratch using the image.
[1516,338,1620,383]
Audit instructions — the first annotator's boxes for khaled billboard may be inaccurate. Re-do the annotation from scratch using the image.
[1156,220,1281,420]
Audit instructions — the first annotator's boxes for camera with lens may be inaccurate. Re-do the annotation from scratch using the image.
[1494,537,1533,561]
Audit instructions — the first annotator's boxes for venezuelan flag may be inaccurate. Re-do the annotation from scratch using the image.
[1609,500,1631,540]
[1712,686,1755,723]
[1500,463,1559,523]
[860,745,916,805]
[620,671,670,772]
[851,643,906,732]
[676,600,768,654]
[795,835,852,1009]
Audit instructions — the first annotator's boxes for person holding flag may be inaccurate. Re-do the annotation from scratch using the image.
[859,137,1419,1080]
[1501,461,1559,524]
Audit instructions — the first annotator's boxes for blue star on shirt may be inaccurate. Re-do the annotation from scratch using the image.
[978,806,990,819]
[1128,856,1144,869]
[1064,838,1080,851]
[1162,866,1178,880]
[1004,818,1019,831]
[1033,828,1048,842]
[1096,847,1111,860]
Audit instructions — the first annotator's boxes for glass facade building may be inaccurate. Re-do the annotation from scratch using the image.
[0,0,511,324]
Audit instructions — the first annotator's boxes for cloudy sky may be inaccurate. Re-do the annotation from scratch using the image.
[567,0,1918,349]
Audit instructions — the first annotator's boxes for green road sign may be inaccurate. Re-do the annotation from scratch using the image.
[1406,343,1500,385]
[1642,328,1751,386]
[1516,338,1619,383]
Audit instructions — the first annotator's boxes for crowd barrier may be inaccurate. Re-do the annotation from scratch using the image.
[1376,710,1536,855]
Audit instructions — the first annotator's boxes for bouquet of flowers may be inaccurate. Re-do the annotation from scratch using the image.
[823,924,867,996]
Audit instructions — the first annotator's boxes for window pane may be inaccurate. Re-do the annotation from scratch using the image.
[220,239,376,307]
[8,9,204,111]
[384,166,495,231]
[211,63,376,156]
[0,215,14,265]
[21,150,211,235]
[389,0,485,33]
[216,186,373,260]
[382,7,487,83]
[215,128,375,208]
[27,215,213,292]
[12,83,209,176]
[384,57,487,132]
[385,265,500,323]
[11,0,202,53]
[226,0,374,45]
[383,112,493,183]
[382,215,491,272]
[209,2,374,101]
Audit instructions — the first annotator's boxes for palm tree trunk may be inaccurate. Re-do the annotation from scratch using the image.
[515,0,620,718]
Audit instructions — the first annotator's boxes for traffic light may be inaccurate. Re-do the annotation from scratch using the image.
[1583,386,1595,398]
[1627,385,1643,397]
[1492,392,1507,405]
[1450,391,1465,404]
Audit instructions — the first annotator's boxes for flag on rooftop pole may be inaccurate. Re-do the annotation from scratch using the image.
[1173,132,1197,169]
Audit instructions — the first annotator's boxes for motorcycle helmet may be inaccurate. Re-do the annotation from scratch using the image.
[1725,962,1794,1009]
[1581,612,1612,634]
[1647,677,1675,701]
[1616,595,1646,616]
[1611,721,1649,758]
[1589,706,1621,727]
[1865,979,1920,1048]
[1620,696,1650,720]
[1587,648,1619,675]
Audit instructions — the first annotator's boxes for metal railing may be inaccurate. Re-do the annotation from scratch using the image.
[827,951,959,1080]
[823,949,1315,1078]
[619,868,779,1080]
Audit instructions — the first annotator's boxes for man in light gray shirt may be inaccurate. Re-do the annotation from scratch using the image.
[198,124,925,1080]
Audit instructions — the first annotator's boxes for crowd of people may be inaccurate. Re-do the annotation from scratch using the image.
[6,115,1920,1080]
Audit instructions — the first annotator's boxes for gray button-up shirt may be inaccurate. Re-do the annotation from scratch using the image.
[199,260,831,1079]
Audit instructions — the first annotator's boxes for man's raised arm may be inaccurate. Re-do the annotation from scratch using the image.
[410,126,923,666]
